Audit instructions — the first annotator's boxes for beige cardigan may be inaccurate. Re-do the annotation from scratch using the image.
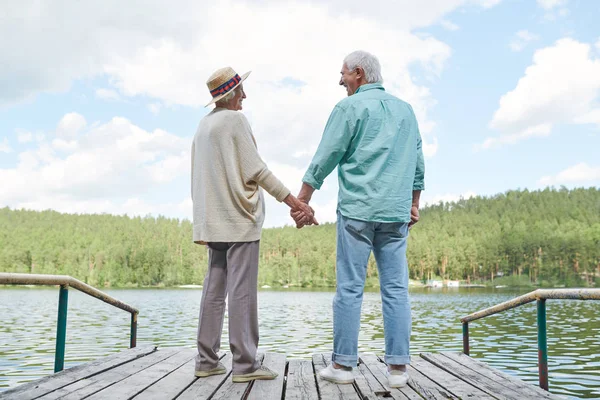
[191,108,290,243]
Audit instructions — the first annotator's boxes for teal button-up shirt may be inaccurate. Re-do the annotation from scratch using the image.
[302,83,425,223]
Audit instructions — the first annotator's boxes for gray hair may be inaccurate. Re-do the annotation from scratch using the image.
[216,86,240,106]
[343,50,383,84]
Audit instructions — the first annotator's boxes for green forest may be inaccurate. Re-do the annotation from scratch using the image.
[0,187,598,288]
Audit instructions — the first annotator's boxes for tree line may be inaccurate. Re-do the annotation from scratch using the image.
[0,187,598,288]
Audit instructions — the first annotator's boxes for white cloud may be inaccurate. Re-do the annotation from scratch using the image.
[0,0,507,169]
[423,137,439,157]
[482,38,600,148]
[537,0,569,20]
[0,138,12,153]
[16,130,33,143]
[537,0,567,10]
[477,0,502,7]
[57,112,87,139]
[148,103,161,114]
[99,2,449,161]
[0,0,499,107]
[0,113,190,215]
[478,123,551,150]
[440,20,460,31]
[509,30,540,52]
[95,88,121,101]
[538,163,600,186]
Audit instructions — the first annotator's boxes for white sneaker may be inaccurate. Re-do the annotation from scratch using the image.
[386,368,409,388]
[318,364,355,384]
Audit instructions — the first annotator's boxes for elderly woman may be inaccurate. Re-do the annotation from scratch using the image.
[191,67,316,382]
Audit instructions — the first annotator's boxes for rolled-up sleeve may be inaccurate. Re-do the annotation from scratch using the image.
[302,106,353,190]
[412,110,425,191]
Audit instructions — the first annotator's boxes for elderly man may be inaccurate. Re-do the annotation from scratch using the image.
[294,50,425,387]
[192,67,316,382]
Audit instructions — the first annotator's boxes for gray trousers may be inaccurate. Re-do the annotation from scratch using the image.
[195,240,260,374]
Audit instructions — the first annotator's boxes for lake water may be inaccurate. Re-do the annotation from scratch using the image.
[0,287,599,399]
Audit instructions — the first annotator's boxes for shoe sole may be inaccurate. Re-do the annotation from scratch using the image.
[320,375,355,385]
[195,369,226,377]
[232,375,277,383]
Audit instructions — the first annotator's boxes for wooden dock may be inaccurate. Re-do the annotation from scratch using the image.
[1,346,564,399]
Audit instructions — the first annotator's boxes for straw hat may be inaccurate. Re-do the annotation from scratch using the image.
[205,67,251,107]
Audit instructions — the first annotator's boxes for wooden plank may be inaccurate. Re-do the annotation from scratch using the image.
[131,358,195,400]
[0,345,157,400]
[373,354,458,400]
[132,351,226,400]
[410,356,494,400]
[246,353,287,400]
[404,362,458,400]
[359,354,423,400]
[284,360,319,400]
[209,354,265,400]
[438,352,564,400]
[176,353,233,400]
[354,356,396,399]
[312,354,360,400]
[420,353,525,400]
[86,348,197,399]
[36,348,184,400]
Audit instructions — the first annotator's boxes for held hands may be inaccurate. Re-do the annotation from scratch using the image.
[290,201,318,229]
[285,184,318,229]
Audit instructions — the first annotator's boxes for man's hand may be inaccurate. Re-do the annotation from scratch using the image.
[409,205,419,229]
[289,183,318,229]
[291,202,318,228]
[283,192,318,228]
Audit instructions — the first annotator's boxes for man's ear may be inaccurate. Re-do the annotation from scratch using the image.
[356,67,365,81]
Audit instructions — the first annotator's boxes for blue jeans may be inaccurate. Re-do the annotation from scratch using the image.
[332,211,411,367]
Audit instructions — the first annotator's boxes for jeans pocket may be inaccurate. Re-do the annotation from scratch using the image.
[344,218,369,235]
[389,222,409,239]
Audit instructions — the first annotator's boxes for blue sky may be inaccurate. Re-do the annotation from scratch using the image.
[0,0,598,227]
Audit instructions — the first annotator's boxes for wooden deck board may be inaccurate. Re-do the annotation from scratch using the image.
[247,353,287,400]
[132,351,225,399]
[354,356,394,399]
[0,345,157,400]
[359,353,423,400]
[439,352,564,399]
[312,353,360,399]
[86,348,196,400]
[176,353,233,400]
[207,354,264,400]
[405,361,459,400]
[284,360,318,400]
[410,355,495,399]
[0,348,568,400]
[36,348,183,400]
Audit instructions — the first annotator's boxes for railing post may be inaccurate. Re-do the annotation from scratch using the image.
[537,299,549,391]
[54,285,69,372]
[130,312,138,348]
[462,322,470,355]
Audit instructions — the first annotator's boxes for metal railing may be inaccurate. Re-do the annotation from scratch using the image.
[0,272,139,373]
[461,288,600,391]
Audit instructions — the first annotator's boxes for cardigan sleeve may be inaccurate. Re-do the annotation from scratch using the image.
[232,114,291,202]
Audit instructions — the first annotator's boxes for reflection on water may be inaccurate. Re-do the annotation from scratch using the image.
[0,288,598,398]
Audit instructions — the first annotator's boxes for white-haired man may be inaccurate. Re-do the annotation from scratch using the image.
[192,67,317,382]
[293,50,425,387]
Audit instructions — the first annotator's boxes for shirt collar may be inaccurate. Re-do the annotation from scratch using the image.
[355,83,385,94]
